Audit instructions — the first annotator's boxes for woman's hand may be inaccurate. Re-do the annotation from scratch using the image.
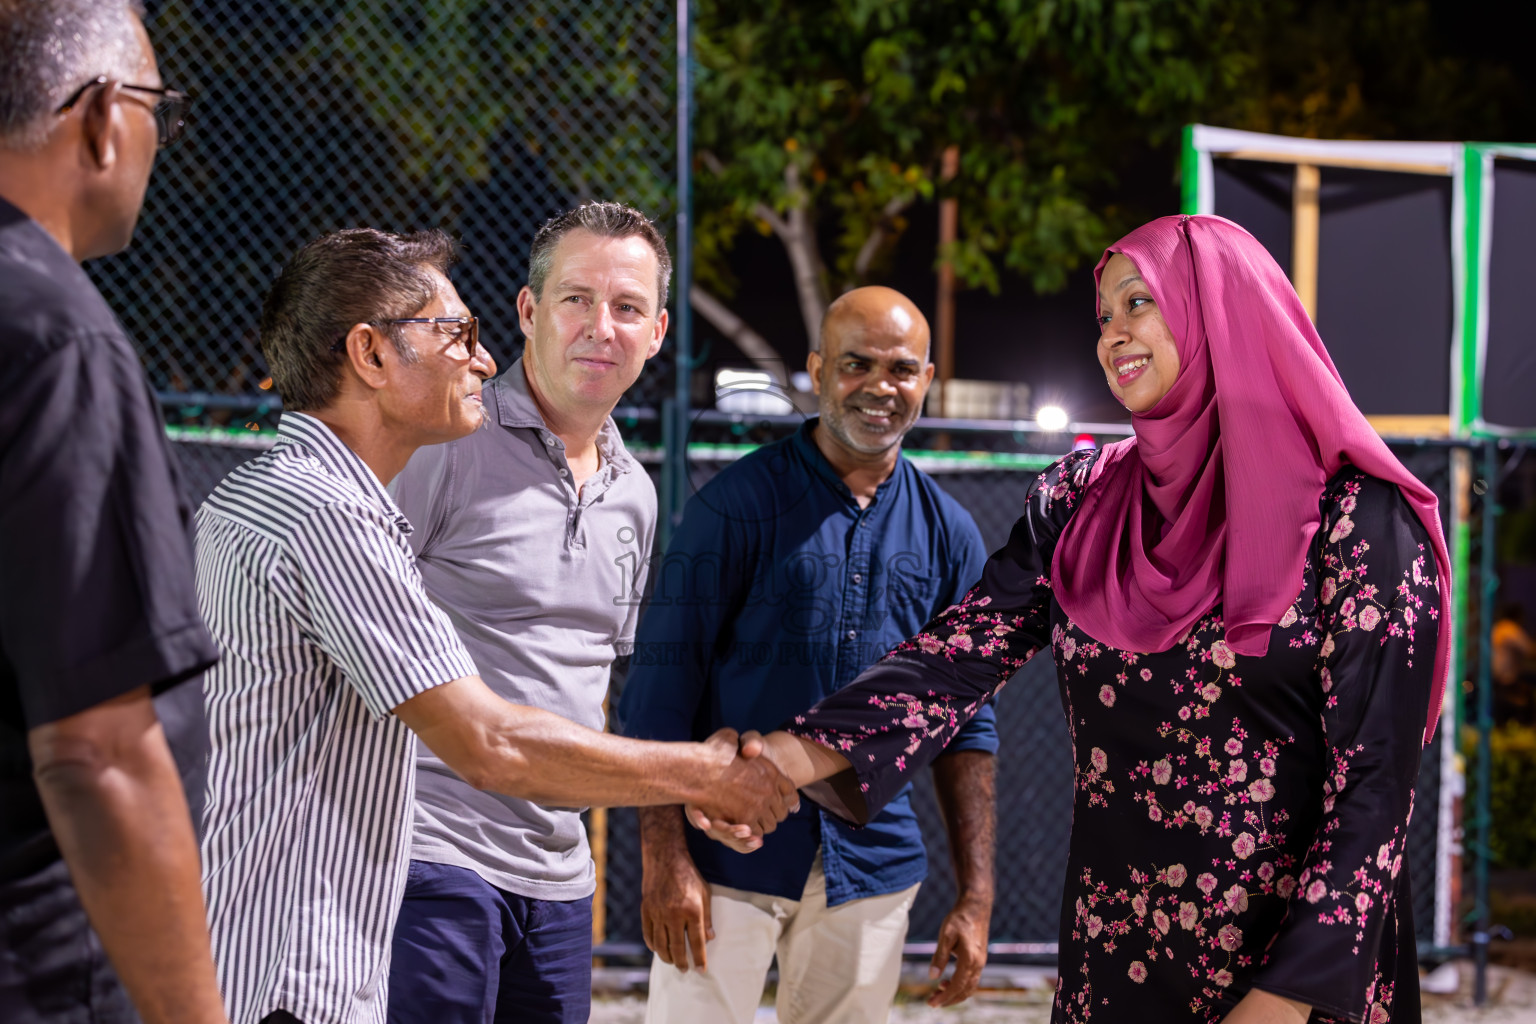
[1221,989,1310,1024]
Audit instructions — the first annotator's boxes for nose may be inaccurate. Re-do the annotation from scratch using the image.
[1100,312,1130,349]
[470,342,496,380]
[587,301,616,342]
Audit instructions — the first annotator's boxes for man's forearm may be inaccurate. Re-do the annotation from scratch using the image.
[933,750,997,905]
[398,678,789,829]
[30,689,227,1024]
[639,803,692,861]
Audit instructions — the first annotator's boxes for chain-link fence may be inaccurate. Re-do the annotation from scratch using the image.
[99,0,677,413]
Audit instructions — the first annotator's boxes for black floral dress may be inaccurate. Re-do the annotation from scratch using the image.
[787,450,1441,1023]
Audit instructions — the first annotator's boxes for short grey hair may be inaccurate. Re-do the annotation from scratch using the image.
[527,201,672,310]
[0,0,147,151]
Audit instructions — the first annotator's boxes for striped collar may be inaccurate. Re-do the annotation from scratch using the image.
[273,412,411,531]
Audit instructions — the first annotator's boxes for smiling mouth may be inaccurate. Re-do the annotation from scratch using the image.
[850,405,899,427]
[1115,356,1150,383]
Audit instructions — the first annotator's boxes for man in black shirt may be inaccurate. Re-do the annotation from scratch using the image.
[0,2,227,1021]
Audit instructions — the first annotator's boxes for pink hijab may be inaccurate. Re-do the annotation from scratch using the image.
[1051,214,1451,745]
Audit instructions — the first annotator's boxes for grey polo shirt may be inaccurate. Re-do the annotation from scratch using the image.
[389,358,656,899]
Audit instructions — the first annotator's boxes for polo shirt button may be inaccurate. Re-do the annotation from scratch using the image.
[851,573,862,584]
[846,629,857,641]
[544,436,556,446]
[559,468,569,477]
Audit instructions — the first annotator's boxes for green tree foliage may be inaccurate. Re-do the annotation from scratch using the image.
[692,0,1252,345]
[691,0,1523,351]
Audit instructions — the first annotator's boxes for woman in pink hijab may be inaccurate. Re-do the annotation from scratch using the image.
[730,215,1450,1023]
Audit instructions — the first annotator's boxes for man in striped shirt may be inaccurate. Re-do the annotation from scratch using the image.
[385,203,671,1023]
[195,228,796,1024]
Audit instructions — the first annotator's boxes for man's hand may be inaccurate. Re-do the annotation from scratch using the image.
[927,897,990,1006]
[639,806,715,972]
[688,728,798,841]
[1221,989,1311,1023]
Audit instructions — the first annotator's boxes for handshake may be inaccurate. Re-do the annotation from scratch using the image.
[684,728,851,853]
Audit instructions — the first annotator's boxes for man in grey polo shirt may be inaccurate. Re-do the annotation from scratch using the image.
[387,202,668,1023]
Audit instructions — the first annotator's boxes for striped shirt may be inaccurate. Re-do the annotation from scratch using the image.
[195,413,477,1024]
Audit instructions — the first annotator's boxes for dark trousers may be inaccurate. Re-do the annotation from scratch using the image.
[388,860,593,1024]
[0,855,138,1024]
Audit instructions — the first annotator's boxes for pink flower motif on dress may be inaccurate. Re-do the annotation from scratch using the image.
[1279,605,1299,628]
[1358,605,1381,631]
[1217,923,1244,951]
[1210,641,1236,669]
[1223,885,1250,913]
[1140,667,1153,681]
[1196,872,1218,896]
[948,633,974,652]
[1213,969,1235,988]
[1128,961,1148,984]
[1099,685,1116,707]
[1087,915,1103,938]
[1090,747,1108,772]
[1306,879,1328,903]
[1224,737,1243,755]
[1321,577,1338,604]
[1165,863,1187,887]
[1152,759,1172,785]
[1153,908,1170,934]
[1227,759,1248,783]
[1132,893,1147,918]
[1193,806,1214,830]
[1329,515,1354,542]
[1060,635,1077,660]
[917,635,943,655]
[1259,757,1277,777]
[1355,892,1373,914]
[1178,901,1199,930]
[1248,778,1276,803]
[1232,833,1256,859]
[1201,682,1222,702]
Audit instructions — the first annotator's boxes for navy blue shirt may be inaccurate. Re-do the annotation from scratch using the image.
[618,420,995,905]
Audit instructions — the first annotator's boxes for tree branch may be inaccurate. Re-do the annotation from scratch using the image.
[851,194,915,282]
[689,286,789,383]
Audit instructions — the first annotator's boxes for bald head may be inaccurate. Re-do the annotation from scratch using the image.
[807,285,935,463]
[820,286,931,361]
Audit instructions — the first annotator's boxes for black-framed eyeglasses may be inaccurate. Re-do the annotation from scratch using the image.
[330,317,481,358]
[56,76,192,149]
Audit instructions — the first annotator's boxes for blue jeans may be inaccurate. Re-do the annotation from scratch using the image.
[388,861,593,1024]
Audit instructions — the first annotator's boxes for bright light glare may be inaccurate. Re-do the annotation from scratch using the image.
[1035,405,1070,432]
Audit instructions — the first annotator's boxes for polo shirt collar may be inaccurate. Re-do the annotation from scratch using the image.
[790,417,907,505]
[489,357,639,477]
[275,412,411,530]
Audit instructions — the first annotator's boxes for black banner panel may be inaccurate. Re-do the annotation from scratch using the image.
[1212,159,1293,270]
[1213,161,1453,418]
[1316,169,1453,417]
[1484,159,1536,430]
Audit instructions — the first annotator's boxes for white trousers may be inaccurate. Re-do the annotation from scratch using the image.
[644,854,919,1024]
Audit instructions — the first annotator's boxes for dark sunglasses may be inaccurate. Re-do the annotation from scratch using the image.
[56,76,192,148]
